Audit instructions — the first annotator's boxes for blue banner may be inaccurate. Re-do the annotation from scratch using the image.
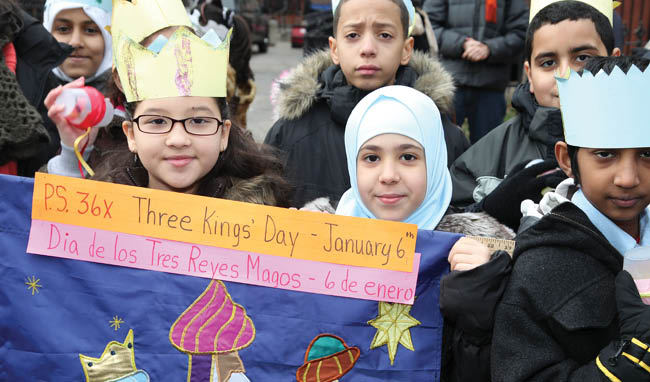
[0,174,459,381]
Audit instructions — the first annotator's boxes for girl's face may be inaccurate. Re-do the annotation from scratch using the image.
[356,133,427,222]
[123,97,231,194]
[51,8,105,79]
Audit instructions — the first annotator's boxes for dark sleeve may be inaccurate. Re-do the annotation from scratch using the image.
[264,118,286,148]
[423,0,466,59]
[441,115,470,168]
[449,121,513,207]
[491,249,611,382]
[491,302,609,381]
[448,157,479,207]
[441,251,511,382]
[483,0,528,64]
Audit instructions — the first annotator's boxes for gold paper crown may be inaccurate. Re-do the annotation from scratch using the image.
[111,0,231,102]
[529,0,618,25]
[111,0,192,48]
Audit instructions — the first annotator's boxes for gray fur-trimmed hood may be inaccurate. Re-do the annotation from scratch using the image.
[275,50,456,120]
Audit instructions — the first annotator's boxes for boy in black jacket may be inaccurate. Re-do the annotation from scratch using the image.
[264,0,469,208]
[448,1,621,230]
[491,56,650,382]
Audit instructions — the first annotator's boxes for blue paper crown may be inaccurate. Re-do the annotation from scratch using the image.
[45,0,112,14]
[556,66,650,148]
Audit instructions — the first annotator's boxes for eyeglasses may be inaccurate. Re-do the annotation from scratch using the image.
[133,115,224,136]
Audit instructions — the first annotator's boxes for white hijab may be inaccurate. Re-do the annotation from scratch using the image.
[43,0,113,83]
[336,85,452,230]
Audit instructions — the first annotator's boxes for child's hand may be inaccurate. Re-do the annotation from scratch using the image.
[44,77,99,148]
[448,237,492,271]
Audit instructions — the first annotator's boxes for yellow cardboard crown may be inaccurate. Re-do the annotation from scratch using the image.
[529,0,618,25]
[111,0,191,49]
[111,0,230,102]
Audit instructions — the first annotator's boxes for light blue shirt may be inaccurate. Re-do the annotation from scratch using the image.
[571,189,650,256]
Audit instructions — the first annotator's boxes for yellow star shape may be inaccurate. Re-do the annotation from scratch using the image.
[109,316,124,331]
[368,301,421,365]
[25,276,42,295]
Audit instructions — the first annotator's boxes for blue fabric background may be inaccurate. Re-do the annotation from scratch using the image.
[0,175,460,381]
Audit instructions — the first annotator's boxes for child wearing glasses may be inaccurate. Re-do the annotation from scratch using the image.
[43,0,291,206]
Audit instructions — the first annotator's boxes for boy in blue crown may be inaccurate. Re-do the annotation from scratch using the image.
[492,56,650,381]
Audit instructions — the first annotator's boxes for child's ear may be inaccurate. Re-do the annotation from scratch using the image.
[112,68,124,93]
[220,120,231,152]
[611,47,622,57]
[524,61,534,94]
[329,36,340,65]
[122,121,137,153]
[400,36,414,66]
[554,141,574,178]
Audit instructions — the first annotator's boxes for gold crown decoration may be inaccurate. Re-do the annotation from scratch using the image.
[114,26,232,102]
[111,0,192,49]
[556,66,650,148]
[529,0,618,25]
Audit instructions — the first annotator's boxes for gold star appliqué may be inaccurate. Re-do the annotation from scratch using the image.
[25,276,42,295]
[109,316,124,331]
[368,301,421,365]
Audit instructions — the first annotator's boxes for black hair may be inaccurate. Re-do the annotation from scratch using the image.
[525,1,614,62]
[566,144,581,184]
[583,55,650,74]
[332,0,409,38]
[563,56,650,184]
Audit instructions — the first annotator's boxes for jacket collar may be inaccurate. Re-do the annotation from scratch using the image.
[317,64,419,127]
[511,82,563,146]
[516,201,624,274]
[123,165,228,198]
[275,50,455,121]
[572,189,650,256]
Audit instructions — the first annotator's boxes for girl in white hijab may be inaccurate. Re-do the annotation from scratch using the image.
[43,0,112,87]
[336,85,502,270]
[336,86,516,382]
[336,85,452,230]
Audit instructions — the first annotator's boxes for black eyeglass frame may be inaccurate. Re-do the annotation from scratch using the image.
[132,115,224,136]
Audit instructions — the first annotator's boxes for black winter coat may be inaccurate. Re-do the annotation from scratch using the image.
[424,0,528,91]
[492,202,623,381]
[434,211,515,382]
[440,250,511,382]
[448,83,563,207]
[264,50,470,208]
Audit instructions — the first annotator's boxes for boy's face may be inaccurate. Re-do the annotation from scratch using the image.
[329,0,414,91]
[356,133,427,222]
[525,19,619,108]
[556,143,650,237]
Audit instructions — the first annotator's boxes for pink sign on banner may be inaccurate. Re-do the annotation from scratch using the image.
[27,220,420,304]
